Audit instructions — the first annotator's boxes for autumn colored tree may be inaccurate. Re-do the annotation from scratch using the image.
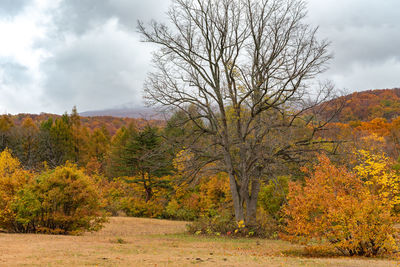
[17,117,39,169]
[38,116,74,167]
[70,106,90,165]
[354,150,400,213]
[12,163,106,234]
[0,115,14,151]
[284,154,398,256]
[139,0,336,225]
[86,126,111,173]
[0,149,32,232]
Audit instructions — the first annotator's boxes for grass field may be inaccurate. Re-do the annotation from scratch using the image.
[0,217,398,266]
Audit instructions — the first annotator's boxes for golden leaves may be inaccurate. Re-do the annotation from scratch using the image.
[283,154,399,256]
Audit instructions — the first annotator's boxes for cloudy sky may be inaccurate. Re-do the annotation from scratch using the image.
[0,0,399,114]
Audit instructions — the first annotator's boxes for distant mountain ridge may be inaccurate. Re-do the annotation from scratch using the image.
[8,112,164,136]
[79,106,161,119]
[80,89,400,122]
[4,88,400,135]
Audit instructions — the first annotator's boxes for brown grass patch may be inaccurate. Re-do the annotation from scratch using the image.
[0,217,398,266]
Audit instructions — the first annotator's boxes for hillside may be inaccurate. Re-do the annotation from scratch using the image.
[5,88,400,135]
[326,88,400,122]
[9,113,164,135]
[80,89,400,123]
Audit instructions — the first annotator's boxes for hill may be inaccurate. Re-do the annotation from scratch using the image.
[9,113,164,135]
[5,88,400,134]
[79,89,400,123]
[79,106,160,119]
[325,88,400,122]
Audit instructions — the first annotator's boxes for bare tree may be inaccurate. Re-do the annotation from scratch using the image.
[138,0,337,224]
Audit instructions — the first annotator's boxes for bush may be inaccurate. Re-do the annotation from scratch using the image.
[100,177,169,218]
[283,154,399,257]
[186,210,236,236]
[255,208,280,239]
[164,173,233,221]
[124,197,165,218]
[165,199,197,221]
[100,178,134,216]
[11,163,107,234]
[258,176,289,220]
[187,209,275,238]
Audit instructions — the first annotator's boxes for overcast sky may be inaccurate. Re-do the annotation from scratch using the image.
[0,0,399,114]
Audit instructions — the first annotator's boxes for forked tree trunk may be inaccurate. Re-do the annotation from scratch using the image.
[245,178,261,226]
[228,172,245,222]
[228,172,261,225]
[138,0,335,230]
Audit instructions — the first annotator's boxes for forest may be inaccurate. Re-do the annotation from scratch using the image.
[0,88,400,257]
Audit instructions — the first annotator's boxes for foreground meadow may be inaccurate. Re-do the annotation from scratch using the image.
[0,217,398,266]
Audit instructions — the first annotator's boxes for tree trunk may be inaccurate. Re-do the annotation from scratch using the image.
[143,174,152,202]
[228,172,245,222]
[245,178,261,226]
[144,186,152,202]
[228,172,261,225]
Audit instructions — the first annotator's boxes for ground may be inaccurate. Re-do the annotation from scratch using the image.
[0,217,398,266]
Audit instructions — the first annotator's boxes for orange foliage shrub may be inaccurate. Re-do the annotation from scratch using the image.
[283,154,398,256]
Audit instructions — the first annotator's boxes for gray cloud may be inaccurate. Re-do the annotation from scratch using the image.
[0,59,31,85]
[307,0,400,90]
[41,20,153,112]
[0,0,31,17]
[0,59,41,114]
[1,0,400,114]
[35,0,171,113]
[54,0,170,35]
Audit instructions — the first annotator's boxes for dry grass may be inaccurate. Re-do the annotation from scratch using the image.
[0,217,398,266]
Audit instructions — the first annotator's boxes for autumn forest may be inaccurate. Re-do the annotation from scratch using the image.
[1,0,400,264]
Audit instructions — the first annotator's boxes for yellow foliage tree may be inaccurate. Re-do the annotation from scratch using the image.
[354,149,400,212]
[0,149,32,231]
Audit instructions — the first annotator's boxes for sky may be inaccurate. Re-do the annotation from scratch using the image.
[0,0,399,114]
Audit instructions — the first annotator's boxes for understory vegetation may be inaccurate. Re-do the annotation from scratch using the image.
[1,106,400,257]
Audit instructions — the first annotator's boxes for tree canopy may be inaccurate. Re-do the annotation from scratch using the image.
[139,0,336,224]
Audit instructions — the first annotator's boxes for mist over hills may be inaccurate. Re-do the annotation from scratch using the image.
[78,88,400,122]
[79,105,166,120]
[4,88,400,129]
[79,106,159,119]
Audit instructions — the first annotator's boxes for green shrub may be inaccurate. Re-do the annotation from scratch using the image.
[258,176,289,220]
[164,199,197,220]
[186,210,235,236]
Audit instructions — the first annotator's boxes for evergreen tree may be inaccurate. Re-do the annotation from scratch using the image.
[113,126,173,202]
